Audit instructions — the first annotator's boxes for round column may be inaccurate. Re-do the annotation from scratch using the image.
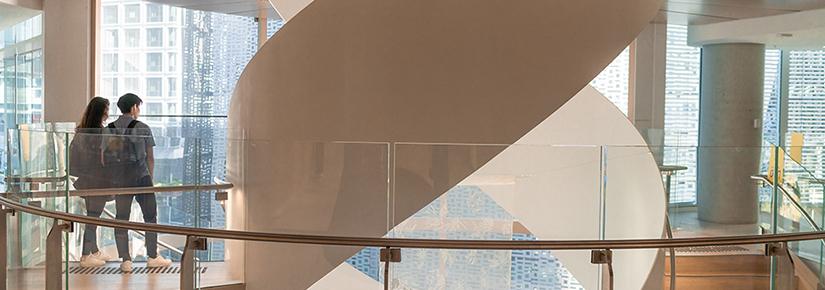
[697,43,765,224]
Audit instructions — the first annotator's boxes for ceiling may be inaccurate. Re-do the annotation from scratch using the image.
[660,0,825,25]
[0,2,39,32]
[143,0,825,26]
[144,0,280,19]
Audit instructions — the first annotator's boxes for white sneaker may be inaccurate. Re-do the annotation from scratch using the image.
[147,256,172,268]
[91,251,112,262]
[79,255,105,268]
[120,260,133,273]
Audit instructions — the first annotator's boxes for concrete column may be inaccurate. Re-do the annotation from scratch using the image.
[629,22,667,165]
[697,43,765,224]
[43,0,93,123]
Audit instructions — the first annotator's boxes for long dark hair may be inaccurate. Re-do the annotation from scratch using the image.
[78,97,110,129]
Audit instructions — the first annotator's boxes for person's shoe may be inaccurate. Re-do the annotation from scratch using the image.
[147,256,172,268]
[120,260,133,273]
[79,255,105,268]
[91,251,112,262]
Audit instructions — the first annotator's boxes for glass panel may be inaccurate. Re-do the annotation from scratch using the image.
[391,143,601,289]
[387,248,590,290]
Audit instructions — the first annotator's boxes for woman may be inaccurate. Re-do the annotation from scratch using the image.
[72,97,114,268]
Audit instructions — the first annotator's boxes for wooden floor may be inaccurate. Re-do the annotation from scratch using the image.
[7,261,242,290]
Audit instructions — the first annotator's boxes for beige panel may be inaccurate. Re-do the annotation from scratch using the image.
[43,0,92,123]
[227,0,661,289]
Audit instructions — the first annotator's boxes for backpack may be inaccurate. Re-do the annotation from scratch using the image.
[69,130,102,179]
[103,120,144,187]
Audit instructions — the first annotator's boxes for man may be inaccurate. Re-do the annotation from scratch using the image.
[108,93,172,272]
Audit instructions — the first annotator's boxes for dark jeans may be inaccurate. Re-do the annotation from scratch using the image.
[82,196,108,255]
[114,175,157,260]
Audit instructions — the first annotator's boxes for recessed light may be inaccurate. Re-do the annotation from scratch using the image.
[778,33,794,38]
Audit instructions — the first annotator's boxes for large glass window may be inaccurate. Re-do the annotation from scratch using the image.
[787,50,825,202]
[663,24,701,204]
[146,28,162,47]
[99,0,265,261]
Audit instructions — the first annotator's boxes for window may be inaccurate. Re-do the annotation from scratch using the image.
[102,77,118,98]
[147,102,162,118]
[590,48,630,115]
[103,29,118,48]
[103,6,118,24]
[124,4,140,23]
[168,77,177,96]
[125,29,139,47]
[124,77,139,92]
[167,28,176,47]
[124,53,139,72]
[146,52,162,72]
[167,103,177,114]
[167,52,177,72]
[146,78,162,97]
[102,53,118,72]
[146,4,163,22]
[663,24,701,204]
[147,28,162,47]
[168,7,178,22]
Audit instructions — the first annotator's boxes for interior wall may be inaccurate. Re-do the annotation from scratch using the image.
[307,86,667,290]
[42,0,92,123]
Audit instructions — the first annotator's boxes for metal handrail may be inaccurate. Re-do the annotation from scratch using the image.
[6,183,234,198]
[751,175,823,233]
[4,194,825,251]
[5,176,67,183]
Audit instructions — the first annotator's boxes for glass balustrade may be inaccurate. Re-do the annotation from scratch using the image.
[4,130,825,289]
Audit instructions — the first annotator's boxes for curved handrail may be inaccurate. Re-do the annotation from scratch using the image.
[752,175,823,233]
[3,194,825,251]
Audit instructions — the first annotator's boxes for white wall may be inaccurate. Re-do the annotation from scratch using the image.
[308,86,666,290]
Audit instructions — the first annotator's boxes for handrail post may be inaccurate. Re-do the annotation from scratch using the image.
[181,236,207,290]
[0,207,12,290]
[591,249,613,290]
[46,220,72,290]
[380,247,401,290]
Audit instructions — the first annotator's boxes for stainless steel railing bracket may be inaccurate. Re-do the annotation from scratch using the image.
[380,248,401,263]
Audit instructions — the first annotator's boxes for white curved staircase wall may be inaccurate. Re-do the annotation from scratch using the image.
[226,0,662,289]
[472,85,666,290]
[306,86,666,290]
